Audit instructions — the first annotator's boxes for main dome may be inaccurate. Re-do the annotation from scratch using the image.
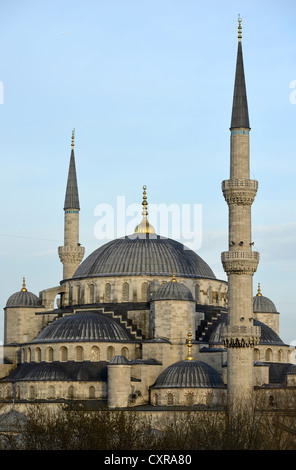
[72,234,216,280]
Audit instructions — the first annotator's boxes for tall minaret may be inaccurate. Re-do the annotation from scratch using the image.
[221,18,261,406]
[58,130,85,279]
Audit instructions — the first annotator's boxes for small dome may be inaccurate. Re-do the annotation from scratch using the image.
[253,296,277,314]
[152,360,225,389]
[152,279,194,302]
[109,355,129,365]
[253,284,278,313]
[6,279,40,308]
[32,311,132,343]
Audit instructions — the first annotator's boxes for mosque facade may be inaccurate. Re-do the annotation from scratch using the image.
[0,20,295,410]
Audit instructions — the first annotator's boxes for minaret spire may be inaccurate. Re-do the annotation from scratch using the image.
[230,16,250,130]
[221,18,260,408]
[58,130,85,280]
[64,129,80,210]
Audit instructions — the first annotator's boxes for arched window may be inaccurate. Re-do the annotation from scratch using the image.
[91,346,100,362]
[89,284,95,303]
[77,284,81,304]
[135,346,141,359]
[107,346,115,361]
[278,349,283,362]
[186,392,194,405]
[29,386,36,400]
[122,282,129,302]
[35,347,41,362]
[206,391,213,406]
[60,346,68,362]
[254,348,260,361]
[69,284,73,305]
[167,393,174,406]
[141,282,148,301]
[105,283,111,302]
[121,347,129,359]
[195,284,200,303]
[48,385,55,399]
[208,286,213,304]
[265,348,272,361]
[89,386,96,399]
[46,347,54,362]
[27,348,31,363]
[75,346,84,362]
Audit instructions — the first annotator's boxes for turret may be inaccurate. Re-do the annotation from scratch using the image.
[58,130,85,279]
[221,18,260,406]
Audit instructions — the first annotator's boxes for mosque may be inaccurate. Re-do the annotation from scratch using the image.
[0,19,295,410]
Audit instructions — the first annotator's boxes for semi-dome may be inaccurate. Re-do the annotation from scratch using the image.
[72,234,216,280]
[253,284,278,313]
[152,277,194,302]
[152,360,225,389]
[6,279,40,308]
[32,311,132,343]
[4,361,108,382]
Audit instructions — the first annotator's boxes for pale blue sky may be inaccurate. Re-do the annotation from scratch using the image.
[0,0,295,343]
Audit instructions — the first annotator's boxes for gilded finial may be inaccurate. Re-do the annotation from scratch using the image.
[134,185,156,234]
[21,277,27,292]
[71,128,75,149]
[256,283,262,297]
[238,15,242,42]
[185,326,194,361]
[171,268,176,283]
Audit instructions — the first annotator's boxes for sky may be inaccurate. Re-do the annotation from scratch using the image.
[0,0,295,344]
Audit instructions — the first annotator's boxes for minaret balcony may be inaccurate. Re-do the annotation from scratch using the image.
[222,324,261,348]
[58,245,85,264]
[221,251,259,275]
[222,179,258,206]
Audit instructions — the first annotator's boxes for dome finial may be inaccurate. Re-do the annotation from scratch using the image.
[71,128,75,149]
[256,283,262,296]
[185,326,194,361]
[238,14,242,42]
[134,185,156,234]
[21,277,27,292]
[171,267,176,282]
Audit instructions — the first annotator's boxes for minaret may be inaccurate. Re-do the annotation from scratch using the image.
[58,130,85,279]
[221,18,261,406]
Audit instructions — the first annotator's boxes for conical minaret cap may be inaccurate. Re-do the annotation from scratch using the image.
[64,129,80,210]
[230,17,250,130]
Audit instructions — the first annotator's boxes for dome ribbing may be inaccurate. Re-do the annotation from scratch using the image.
[72,234,216,280]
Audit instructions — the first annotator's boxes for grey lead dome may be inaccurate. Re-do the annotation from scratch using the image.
[152,280,194,302]
[72,234,216,280]
[6,290,40,308]
[33,311,132,343]
[253,295,278,314]
[152,360,225,389]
